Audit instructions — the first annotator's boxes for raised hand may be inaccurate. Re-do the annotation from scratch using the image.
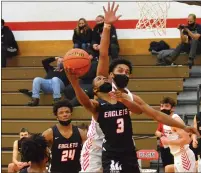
[65,67,79,83]
[103,2,122,24]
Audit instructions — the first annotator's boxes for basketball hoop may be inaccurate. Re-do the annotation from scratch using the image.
[136,1,170,35]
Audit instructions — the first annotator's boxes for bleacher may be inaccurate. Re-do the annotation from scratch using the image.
[2,38,201,172]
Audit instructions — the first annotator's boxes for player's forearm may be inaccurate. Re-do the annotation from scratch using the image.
[120,98,143,114]
[168,137,190,146]
[100,24,110,58]
[140,104,185,129]
[12,157,18,164]
[97,24,111,77]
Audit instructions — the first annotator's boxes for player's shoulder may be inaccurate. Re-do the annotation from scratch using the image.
[172,113,184,124]
[42,128,53,139]
[172,113,180,119]
[90,99,99,106]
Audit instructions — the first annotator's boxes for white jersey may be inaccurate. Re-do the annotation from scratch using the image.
[86,82,134,148]
[163,114,189,155]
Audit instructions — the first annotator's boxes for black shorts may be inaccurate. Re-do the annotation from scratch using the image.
[160,146,174,167]
[102,150,140,173]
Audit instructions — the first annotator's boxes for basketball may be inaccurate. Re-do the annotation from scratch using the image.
[63,48,91,77]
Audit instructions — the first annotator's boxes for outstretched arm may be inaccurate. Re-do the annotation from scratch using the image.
[134,95,200,135]
[112,91,199,135]
[97,2,121,77]
[65,69,98,116]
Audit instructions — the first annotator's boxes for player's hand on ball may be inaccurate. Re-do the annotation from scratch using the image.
[103,2,122,24]
[65,67,79,82]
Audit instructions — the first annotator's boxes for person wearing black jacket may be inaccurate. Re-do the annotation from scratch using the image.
[91,15,119,60]
[166,14,201,67]
[73,18,92,52]
[1,19,19,67]
[27,57,69,106]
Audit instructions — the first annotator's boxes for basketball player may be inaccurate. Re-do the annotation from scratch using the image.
[192,112,201,171]
[159,99,196,172]
[78,2,199,172]
[42,99,87,173]
[19,134,49,173]
[8,128,30,173]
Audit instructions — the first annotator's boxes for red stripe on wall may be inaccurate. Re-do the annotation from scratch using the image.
[5,18,201,31]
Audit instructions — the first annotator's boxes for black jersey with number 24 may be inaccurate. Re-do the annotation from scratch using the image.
[97,99,135,153]
[50,125,82,173]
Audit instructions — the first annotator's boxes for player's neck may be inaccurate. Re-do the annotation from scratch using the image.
[28,162,46,173]
[170,112,174,117]
[57,123,72,130]
[98,93,117,104]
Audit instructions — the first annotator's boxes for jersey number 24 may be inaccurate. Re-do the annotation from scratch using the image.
[61,149,75,162]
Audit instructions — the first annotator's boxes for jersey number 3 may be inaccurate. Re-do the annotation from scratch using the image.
[61,149,75,162]
[116,118,124,133]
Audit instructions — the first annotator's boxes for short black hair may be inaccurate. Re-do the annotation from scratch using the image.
[21,134,48,163]
[53,99,73,116]
[20,128,29,133]
[161,97,176,108]
[1,19,5,26]
[109,58,133,74]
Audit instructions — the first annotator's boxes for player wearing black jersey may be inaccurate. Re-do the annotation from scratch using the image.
[66,3,199,172]
[42,99,87,173]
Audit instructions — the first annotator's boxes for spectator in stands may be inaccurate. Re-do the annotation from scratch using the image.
[26,57,69,106]
[1,19,19,68]
[167,14,201,67]
[19,134,49,173]
[8,128,30,173]
[155,97,174,168]
[63,60,98,106]
[73,18,92,52]
[91,15,119,60]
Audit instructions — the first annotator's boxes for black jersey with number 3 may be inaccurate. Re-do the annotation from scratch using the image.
[97,99,135,153]
[50,125,82,173]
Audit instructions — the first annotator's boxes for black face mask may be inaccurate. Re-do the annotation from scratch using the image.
[97,22,104,33]
[79,25,85,30]
[161,109,171,115]
[59,119,72,126]
[188,23,195,28]
[113,74,129,89]
[99,82,112,93]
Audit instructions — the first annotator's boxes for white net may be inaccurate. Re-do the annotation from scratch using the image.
[136,1,170,35]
